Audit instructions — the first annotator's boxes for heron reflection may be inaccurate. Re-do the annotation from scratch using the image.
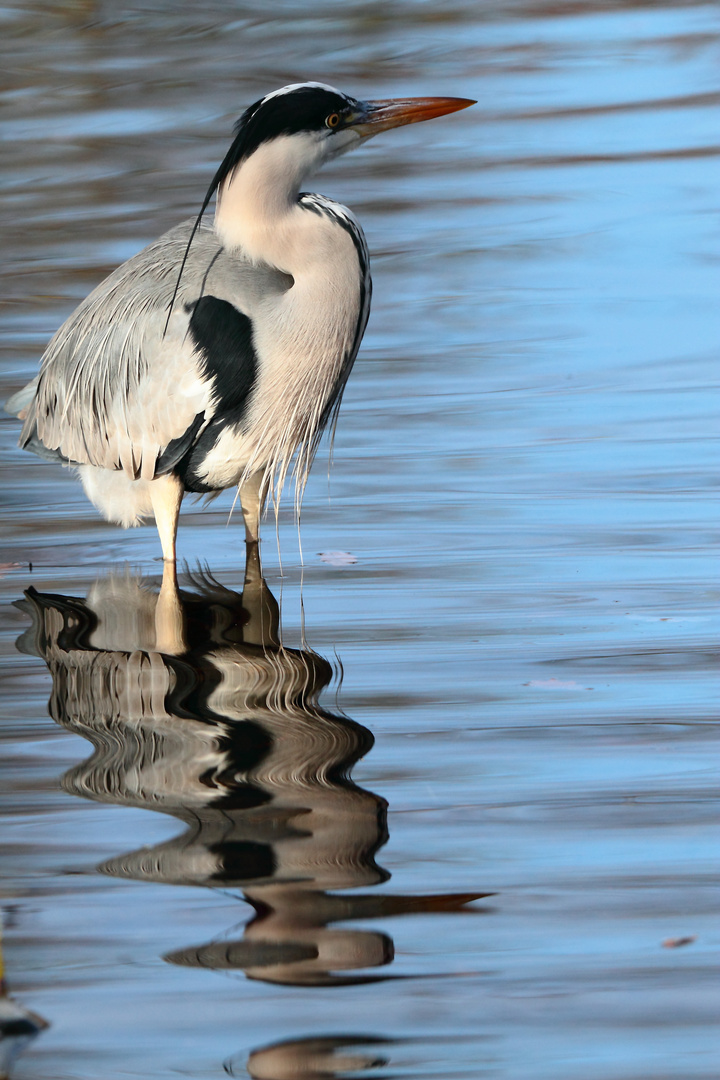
[229,1035,392,1079]
[17,551,487,988]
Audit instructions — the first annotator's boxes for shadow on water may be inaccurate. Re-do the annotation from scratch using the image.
[13,547,489,1075]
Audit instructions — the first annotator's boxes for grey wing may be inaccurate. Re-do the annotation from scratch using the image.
[17,222,287,482]
[5,376,40,419]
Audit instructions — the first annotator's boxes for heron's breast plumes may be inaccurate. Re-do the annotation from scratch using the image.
[202,199,370,511]
[244,237,365,507]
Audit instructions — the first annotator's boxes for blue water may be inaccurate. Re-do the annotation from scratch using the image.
[0,3,718,1078]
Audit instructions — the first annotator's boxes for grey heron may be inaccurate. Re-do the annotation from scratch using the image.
[8,82,474,564]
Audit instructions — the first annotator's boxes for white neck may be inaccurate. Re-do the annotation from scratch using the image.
[214,133,324,271]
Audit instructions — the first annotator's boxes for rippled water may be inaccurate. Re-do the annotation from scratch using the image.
[0,3,718,1079]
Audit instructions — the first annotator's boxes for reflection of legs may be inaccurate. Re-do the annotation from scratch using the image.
[155,559,186,655]
[240,471,264,546]
[242,541,280,648]
[150,472,183,563]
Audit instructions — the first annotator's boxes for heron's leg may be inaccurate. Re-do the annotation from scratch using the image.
[151,474,185,653]
[239,471,264,545]
[149,473,183,563]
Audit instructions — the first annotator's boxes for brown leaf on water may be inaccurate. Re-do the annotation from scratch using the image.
[662,935,696,948]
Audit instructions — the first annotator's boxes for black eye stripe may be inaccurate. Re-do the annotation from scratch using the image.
[237,88,354,144]
[201,86,359,214]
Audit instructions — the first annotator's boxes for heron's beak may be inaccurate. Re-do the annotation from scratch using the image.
[351,96,475,137]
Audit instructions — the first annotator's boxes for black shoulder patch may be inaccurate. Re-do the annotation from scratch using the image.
[168,296,259,493]
[188,296,258,418]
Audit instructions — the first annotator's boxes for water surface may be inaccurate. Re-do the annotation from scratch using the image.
[0,3,718,1079]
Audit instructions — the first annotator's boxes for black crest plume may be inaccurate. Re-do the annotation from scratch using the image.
[162,101,261,335]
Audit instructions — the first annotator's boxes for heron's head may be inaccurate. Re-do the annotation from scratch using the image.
[206,82,475,205]
[165,83,474,325]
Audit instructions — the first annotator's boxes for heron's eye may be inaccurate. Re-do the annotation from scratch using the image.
[325,112,341,129]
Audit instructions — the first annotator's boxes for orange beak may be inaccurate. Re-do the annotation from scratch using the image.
[351,96,476,136]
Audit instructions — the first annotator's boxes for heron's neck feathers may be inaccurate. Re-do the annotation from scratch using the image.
[214,133,325,271]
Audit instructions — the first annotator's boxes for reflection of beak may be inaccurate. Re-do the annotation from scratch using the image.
[351,96,475,137]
